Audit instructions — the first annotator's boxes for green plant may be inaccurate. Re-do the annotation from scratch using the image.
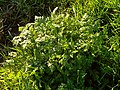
[0,10,93,89]
[0,0,119,89]
[0,0,74,63]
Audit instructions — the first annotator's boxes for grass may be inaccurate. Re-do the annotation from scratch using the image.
[0,0,120,89]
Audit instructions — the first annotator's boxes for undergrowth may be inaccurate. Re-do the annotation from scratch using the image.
[0,0,120,90]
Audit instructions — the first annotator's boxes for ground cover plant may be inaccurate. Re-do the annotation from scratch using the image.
[0,0,73,63]
[0,0,120,90]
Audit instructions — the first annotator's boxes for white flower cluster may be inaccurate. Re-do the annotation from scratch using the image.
[12,26,32,49]
[35,16,44,20]
[8,52,17,57]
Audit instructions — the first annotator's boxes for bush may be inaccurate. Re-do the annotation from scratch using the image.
[0,0,74,62]
[0,0,120,89]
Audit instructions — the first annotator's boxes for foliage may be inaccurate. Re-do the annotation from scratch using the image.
[0,0,74,62]
[0,0,120,90]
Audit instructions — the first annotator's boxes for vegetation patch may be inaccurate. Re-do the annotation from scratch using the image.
[0,0,120,89]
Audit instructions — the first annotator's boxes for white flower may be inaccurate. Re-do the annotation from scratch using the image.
[20,30,31,36]
[35,36,46,42]
[8,52,17,57]
[35,16,44,20]
[53,7,58,14]
[12,36,22,45]
[48,62,52,67]
[6,60,14,63]
[20,40,31,49]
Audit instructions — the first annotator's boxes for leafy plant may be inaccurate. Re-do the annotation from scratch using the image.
[0,0,119,89]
